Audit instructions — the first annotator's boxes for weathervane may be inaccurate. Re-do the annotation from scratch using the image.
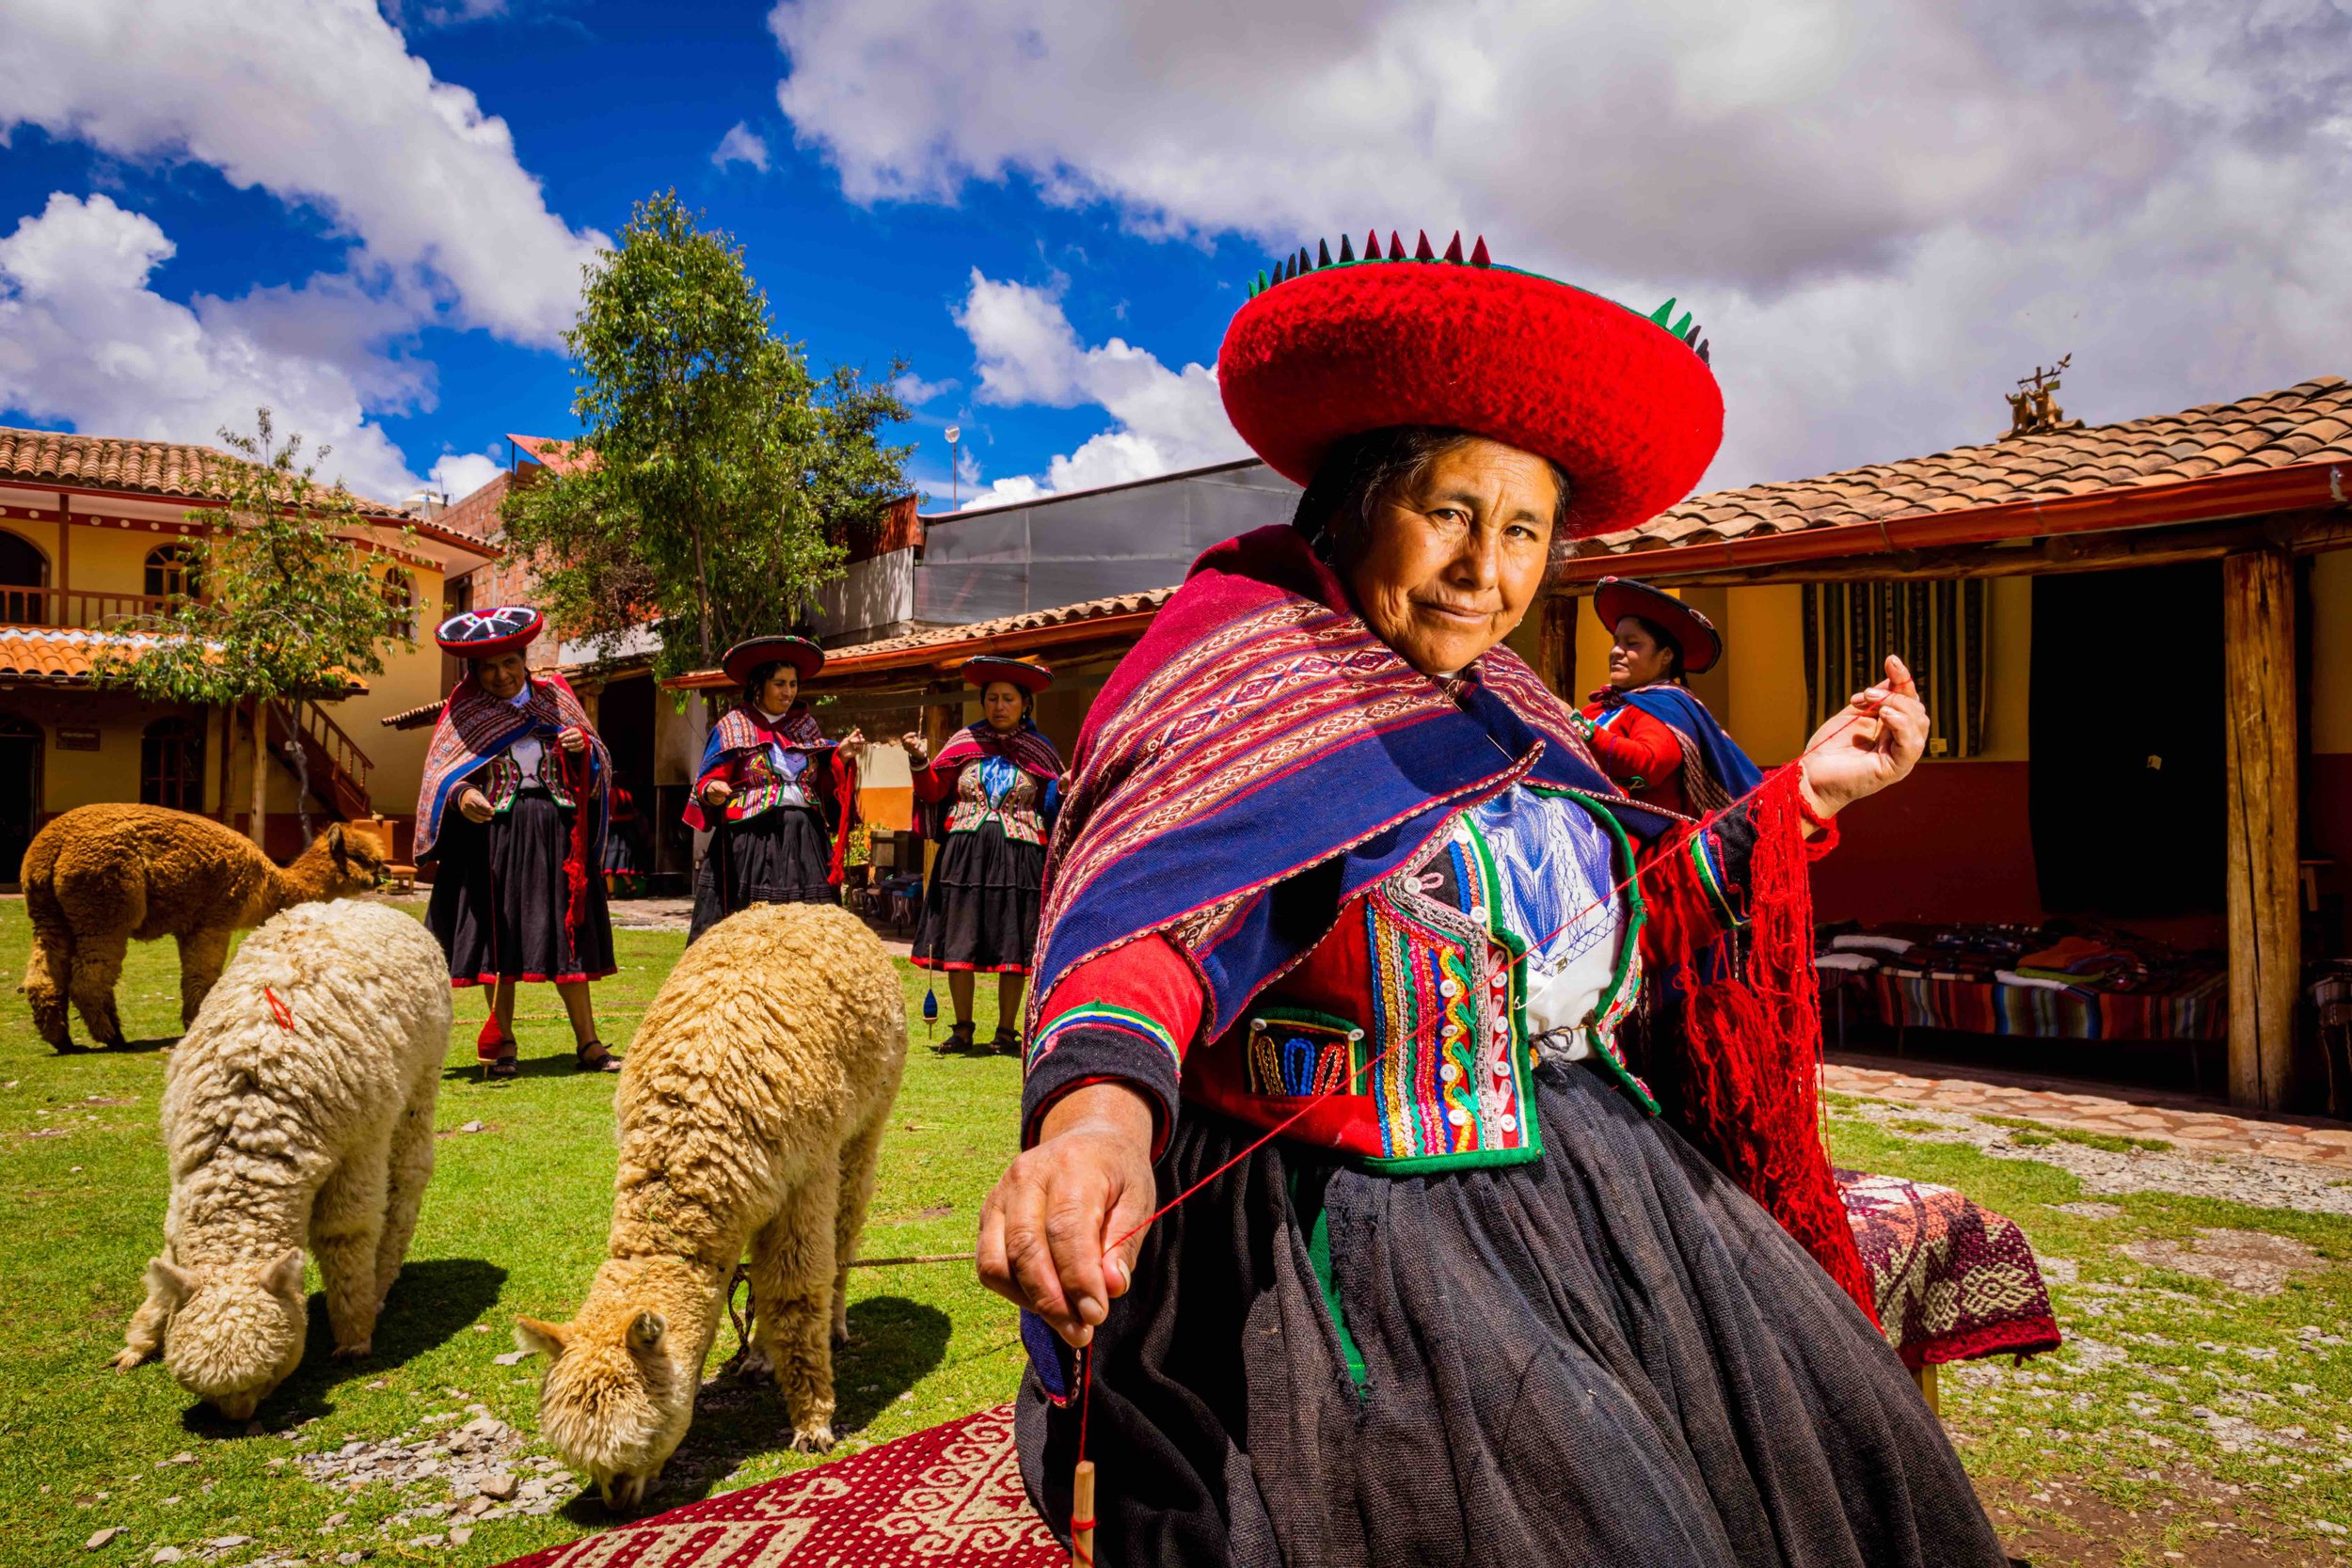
[2004,355,2075,439]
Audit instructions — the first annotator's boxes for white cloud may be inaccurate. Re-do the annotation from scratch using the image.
[428,449,507,502]
[951,270,1245,502]
[0,0,605,348]
[892,370,959,405]
[712,121,772,173]
[0,193,431,502]
[771,0,2352,492]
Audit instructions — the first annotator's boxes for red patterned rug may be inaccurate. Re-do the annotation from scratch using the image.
[1839,1167,2063,1369]
[494,1403,1061,1568]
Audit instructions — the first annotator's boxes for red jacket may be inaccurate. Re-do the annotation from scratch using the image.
[1581,699,1689,816]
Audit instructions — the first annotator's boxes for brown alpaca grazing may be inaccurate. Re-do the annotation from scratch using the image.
[516,902,908,1509]
[21,804,389,1051]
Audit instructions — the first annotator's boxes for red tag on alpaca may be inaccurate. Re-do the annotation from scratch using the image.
[263,988,294,1031]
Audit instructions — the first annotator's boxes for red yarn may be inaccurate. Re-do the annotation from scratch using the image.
[562,740,593,947]
[1648,769,1879,1324]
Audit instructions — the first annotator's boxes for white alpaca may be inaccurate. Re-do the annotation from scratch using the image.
[113,900,453,1418]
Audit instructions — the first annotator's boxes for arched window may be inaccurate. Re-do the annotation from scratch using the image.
[140,717,206,814]
[144,545,203,604]
[0,531,49,626]
[380,567,416,638]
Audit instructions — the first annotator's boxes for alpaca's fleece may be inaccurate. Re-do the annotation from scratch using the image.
[517,903,908,1509]
[114,900,453,1419]
[21,804,389,1052]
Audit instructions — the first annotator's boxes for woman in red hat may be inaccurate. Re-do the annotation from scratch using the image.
[977,235,2002,1566]
[1575,575,1764,816]
[418,607,620,1077]
[684,635,866,943]
[902,656,1063,1053]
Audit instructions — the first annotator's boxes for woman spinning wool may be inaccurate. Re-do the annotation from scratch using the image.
[685,635,866,943]
[418,608,620,1077]
[1574,574,1764,816]
[979,237,2007,1565]
[904,657,1062,1055]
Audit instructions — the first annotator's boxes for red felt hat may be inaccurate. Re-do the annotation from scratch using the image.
[1593,576,1723,675]
[961,656,1051,694]
[1218,233,1721,540]
[436,606,544,660]
[722,635,824,686]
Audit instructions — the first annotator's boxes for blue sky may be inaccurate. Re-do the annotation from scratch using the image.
[3,0,2349,515]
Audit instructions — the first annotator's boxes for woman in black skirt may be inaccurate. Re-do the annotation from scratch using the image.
[416,606,620,1079]
[904,656,1063,1054]
[685,635,866,943]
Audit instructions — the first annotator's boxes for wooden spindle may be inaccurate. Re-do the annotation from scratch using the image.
[1071,1459,1097,1567]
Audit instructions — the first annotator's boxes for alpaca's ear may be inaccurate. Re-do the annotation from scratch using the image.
[145,1257,197,1311]
[626,1310,667,1355]
[326,823,347,865]
[514,1316,570,1359]
[262,1247,306,1300]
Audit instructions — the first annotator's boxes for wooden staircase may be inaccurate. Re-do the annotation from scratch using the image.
[266,698,374,821]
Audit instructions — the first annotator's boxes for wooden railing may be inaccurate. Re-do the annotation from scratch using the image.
[266,698,375,821]
[0,586,186,630]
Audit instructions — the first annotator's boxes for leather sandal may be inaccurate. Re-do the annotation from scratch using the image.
[575,1040,623,1073]
[477,1017,515,1064]
[992,1028,1025,1058]
[935,1021,977,1054]
[485,1051,519,1082]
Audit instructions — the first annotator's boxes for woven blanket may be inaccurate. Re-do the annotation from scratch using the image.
[1868,968,2225,1042]
[1839,1168,2061,1370]
[494,1404,1058,1568]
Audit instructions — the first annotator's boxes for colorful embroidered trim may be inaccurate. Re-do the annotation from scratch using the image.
[1689,824,1744,929]
[1028,1003,1179,1074]
[1244,1006,1367,1099]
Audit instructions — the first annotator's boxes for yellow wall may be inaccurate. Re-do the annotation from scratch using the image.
[2312,548,2352,756]
[1723,584,1809,763]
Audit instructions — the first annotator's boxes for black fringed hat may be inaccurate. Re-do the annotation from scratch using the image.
[1593,577,1724,674]
[435,606,544,660]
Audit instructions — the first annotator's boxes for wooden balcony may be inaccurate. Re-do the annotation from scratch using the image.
[0,585,184,630]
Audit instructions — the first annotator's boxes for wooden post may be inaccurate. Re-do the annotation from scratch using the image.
[1537,594,1578,699]
[2222,547,2299,1112]
[1070,1459,1096,1568]
[250,696,270,851]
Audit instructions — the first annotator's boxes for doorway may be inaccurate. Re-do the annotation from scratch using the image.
[0,531,49,625]
[2029,561,2225,918]
[0,715,42,883]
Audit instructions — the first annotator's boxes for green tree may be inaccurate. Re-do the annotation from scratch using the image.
[501,191,914,681]
[94,410,416,850]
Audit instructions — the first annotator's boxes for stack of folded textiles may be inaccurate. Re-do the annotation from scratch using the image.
[1820,919,2228,1041]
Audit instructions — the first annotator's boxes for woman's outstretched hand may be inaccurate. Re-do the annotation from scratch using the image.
[1797,654,1930,818]
[977,1082,1158,1348]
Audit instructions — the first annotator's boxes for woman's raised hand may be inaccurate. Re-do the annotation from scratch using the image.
[977,1082,1158,1348]
[839,727,867,760]
[1796,654,1930,818]
[456,786,494,824]
[900,732,929,764]
[558,725,588,755]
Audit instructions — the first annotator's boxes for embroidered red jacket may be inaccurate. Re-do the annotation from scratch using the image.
[1579,699,1690,816]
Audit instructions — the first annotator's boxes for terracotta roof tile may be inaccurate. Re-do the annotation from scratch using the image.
[1565,375,2352,562]
[0,628,184,684]
[0,425,404,517]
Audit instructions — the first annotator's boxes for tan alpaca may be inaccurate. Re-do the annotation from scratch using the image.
[113,899,453,1418]
[20,803,389,1051]
[516,903,908,1509]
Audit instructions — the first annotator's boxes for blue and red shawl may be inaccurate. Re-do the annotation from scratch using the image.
[917,721,1064,841]
[1033,525,1667,1043]
[1593,681,1765,814]
[415,672,609,863]
[685,701,863,883]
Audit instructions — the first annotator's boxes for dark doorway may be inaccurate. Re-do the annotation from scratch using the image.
[2029,561,2225,917]
[596,673,662,881]
[0,531,49,625]
[0,715,42,883]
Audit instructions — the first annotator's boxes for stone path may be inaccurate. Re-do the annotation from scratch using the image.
[1828,1053,2352,1170]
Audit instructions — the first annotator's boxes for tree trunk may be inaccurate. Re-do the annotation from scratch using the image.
[691,520,714,664]
[2222,547,2298,1112]
[249,696,269,853]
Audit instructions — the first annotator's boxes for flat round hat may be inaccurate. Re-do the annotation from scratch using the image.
[1593,576,1724,674]
[722,635,824,686]
[436,606,543,659]
[1218,230,1721,541]
[961,656,1051,694]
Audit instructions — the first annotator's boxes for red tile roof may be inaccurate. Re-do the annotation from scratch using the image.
[0,425,408,519]
[0,627,366,691]
[1563,375,2352,569]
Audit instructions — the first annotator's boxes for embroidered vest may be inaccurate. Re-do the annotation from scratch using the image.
[480,743,580,814]
[723,745,817,823]
[1184,791,1650,1173]
[945,757,1046,846]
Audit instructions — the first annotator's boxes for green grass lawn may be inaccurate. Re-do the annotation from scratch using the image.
[10,899,2352,1566]
[0,900,1025,1566]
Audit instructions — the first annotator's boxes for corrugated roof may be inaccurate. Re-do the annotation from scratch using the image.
[1565,375,2352,563]
[0,425,407,518]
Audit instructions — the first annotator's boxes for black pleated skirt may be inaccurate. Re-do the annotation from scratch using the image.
[910,823,1043,973]
[426,793,616,987]
[1017,1057,2009,1568]
[688,806,838,943]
